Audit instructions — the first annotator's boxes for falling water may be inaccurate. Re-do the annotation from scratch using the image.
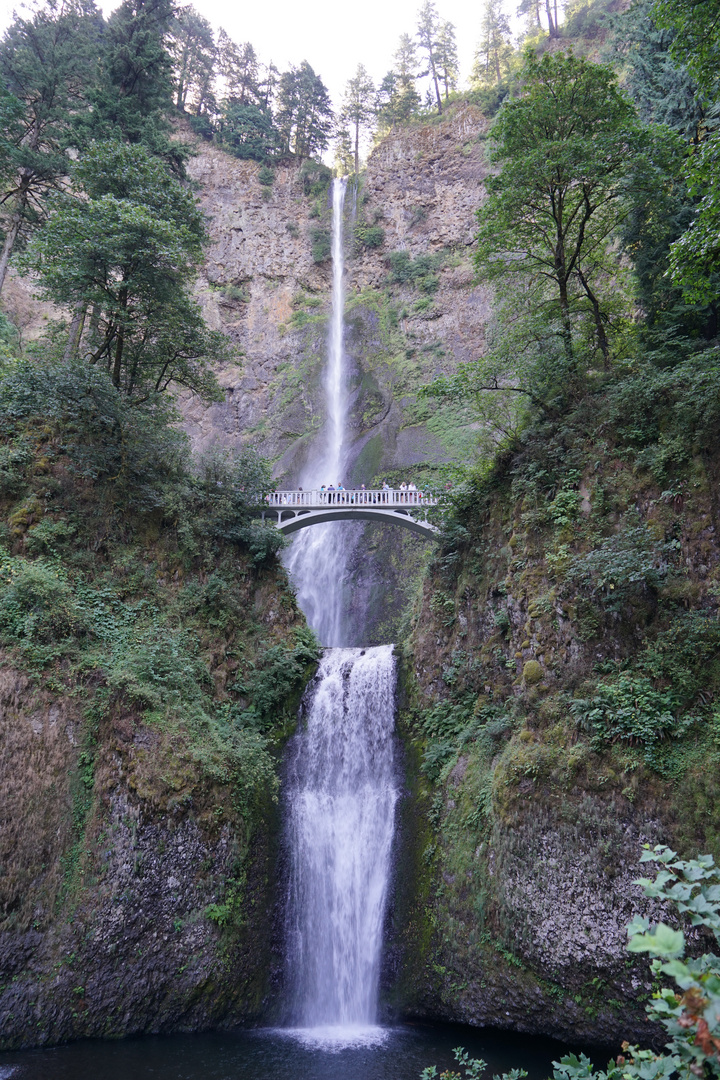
[284,645,398,1042]
[281,179,398,1045]
[284,176,351,647]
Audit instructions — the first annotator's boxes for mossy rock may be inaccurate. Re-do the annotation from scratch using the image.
[522,659,544,685]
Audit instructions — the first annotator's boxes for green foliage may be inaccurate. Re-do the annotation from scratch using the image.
[257,165,275,186]
[22,140,224,400]
[387,251,442,293]
[570,674,692,749]
[422,1045,527,1080]
[219,103,281,162]
[299,159,332,198]
[564,518,676,606]
[551,846,720,1080]
[475,50,649,375]
[354,223,385,250]
[310,226,332,264]
[0,359,187,507]
[0,551,83,647]
[275,60,334,159]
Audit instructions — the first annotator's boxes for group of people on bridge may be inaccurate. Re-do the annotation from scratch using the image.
[266,481,431,508]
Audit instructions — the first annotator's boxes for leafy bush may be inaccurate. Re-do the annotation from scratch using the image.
[570,673,693,749]
[564,519,676,607]
[354,223,385,250]
[0,552,84,646]
[0,441,32,496]
[310,226,331,263]
[0,359,188,509]
[258,165,274,186]
[299,159,332,198]
[387,250,441,293]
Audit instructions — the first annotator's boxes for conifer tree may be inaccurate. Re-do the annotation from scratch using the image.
[76,0,180,166]
[416,0,443,114]
[376,33,421,126]
[275,61,333,160]
[217,31,261,106]
[170,6,216,115]
[436,21,459,100]
[339,64,375,176]
[473,0,513,86]
[0,0,101,295]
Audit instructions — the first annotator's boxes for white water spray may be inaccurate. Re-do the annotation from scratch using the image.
[284,177,350,647]
[284,646,398,1041]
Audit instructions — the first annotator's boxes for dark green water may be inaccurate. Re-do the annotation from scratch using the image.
[0,1023,577,1080]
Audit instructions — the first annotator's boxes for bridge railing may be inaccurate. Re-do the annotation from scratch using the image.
[265,488,439,508]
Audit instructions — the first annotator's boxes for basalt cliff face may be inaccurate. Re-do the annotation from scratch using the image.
[183,104,491,482]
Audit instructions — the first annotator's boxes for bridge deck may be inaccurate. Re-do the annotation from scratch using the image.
[265,488,437,509]
[261,489,440,538]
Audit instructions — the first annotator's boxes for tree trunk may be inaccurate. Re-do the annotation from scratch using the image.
[354,119,360,177]
[0,214,22,296]
[576,267,610,370]
[112,326,124,388]
[63,303,86,363]
[429,59,442,114]
[495,48,502,85]
[545,0,557,36]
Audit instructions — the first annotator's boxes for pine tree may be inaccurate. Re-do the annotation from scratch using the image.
[217,31,261,106]
[436,21,459,100]
[473,0,513,87]
[376,34,421,126]
[170,6,216,116]
[77,0,179,165]
[416,0,443,114]
[339,64,375,176]
[275,61,333,160]
[0,0,102,295]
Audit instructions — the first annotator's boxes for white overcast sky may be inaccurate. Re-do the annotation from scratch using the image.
[0,0,516,110]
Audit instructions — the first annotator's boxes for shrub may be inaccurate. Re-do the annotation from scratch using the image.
[570,673,693,748]
[387,250,442,293]
[354,223,385,250]
[564,518,676,607]
[310,226,331,263]
[258,165,275,186]
[0,553,84,645]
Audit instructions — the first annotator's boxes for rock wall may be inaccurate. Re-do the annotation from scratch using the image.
[183,104,492,485]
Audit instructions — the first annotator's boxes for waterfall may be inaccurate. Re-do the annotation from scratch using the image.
[283,645,398,1040]
[284,176,351,647]
[280,179,398,1046]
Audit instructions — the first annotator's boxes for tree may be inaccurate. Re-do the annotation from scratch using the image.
[76,0,181,167]
[436,21,459,100]
[170,6,216,116]
[474,50,648,372]
[339,64,375,176]
[217,32,261,106]
[473,0,513,87]
[416,0,443,114]
[219,102,280,161]
[22,141,222,400]
[606,0,713,331]
[651,0,720,304]
[376,34,421,126]
[0,0,102,295]
[275,61,333,160]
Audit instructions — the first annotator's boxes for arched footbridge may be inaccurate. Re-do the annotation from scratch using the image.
[261,489,440,539]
